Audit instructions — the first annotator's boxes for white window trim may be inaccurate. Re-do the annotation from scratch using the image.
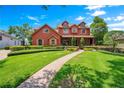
[49,37,57,45]
[63,28,69,34]
[43,28,49,33]
[72,27,77,33]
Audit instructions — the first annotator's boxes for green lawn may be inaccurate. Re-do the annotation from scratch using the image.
[0,50,70,88]
[50,51,124,88]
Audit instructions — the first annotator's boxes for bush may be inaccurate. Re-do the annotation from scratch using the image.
[4,46,10,50]
[67,48,78,52]
[49,65,88,88]
[9,46,25,51]
[49,64,109,88]
[25,45,43,49]
[8,49,64,56]
[84,48,95,51]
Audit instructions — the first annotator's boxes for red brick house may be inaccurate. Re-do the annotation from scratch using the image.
[32,21,95,46]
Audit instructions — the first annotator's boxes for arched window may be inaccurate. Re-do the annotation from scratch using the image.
[50,37,56,45]
[38,39,42,45]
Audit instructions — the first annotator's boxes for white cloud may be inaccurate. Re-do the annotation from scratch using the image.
[40,15,47,19]
[34,22,40,25]
[108,21,124,27]
[27,16,39,22]
[114,16,124,21]
[75,16,84,21]
[91,10,106,16]
[111,28,124,30]
[85,5,106,10]
[104,17,112,21]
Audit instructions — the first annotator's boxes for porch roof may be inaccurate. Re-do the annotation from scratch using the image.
[62,35,94,38]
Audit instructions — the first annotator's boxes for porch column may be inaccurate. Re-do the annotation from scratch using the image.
[92,38,95,45]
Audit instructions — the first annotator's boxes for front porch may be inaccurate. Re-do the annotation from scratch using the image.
[61,37,95,46]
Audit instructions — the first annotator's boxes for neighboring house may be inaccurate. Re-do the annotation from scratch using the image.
[116,36,124,48]
[32,21,95,46]
[0,30,21,48]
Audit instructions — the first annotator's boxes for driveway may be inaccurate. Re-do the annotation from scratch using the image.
[0,50,11,60]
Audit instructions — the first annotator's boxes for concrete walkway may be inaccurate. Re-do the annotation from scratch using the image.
[0,50,11,60]
[18,50,84,88]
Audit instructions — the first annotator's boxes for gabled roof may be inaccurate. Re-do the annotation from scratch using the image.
[62,21,69,25]
[32,24,61,36]
[0,30,16,39]
[78,21,86,26]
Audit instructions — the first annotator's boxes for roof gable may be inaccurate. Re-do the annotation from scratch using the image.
[32,24,61,36]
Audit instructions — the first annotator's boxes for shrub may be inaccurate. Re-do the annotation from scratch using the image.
[67,48,78,52]
[26,45,43,49]
[49,64,109,88]
[84,48,95,51]
[49,65,88,88]
[56,46,65,49]
[9,46,25,51]
[4,46,10,50]
[8,49,64,56]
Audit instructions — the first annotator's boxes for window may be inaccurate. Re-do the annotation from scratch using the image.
[72,27,77,33]
[38,39,42,45]
[51,39,55,45]
[0,36,2,40]
[82,28,85,33]
[63,28,68,33]
[63,26,69,34]
[15,41,16,45]
[50,38,56,45]
[44,29,49,33]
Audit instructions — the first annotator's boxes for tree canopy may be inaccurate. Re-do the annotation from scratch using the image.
[90,16,108,45]
[8,23,34,45]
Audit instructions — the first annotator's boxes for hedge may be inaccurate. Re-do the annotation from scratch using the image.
[8,49,64,56]
[84,46,124,53]
[5,45,43,51]
[5,45,79,51]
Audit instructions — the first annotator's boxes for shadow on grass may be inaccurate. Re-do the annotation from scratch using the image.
[107,59,124,88]
[0,59,7,68]
[49,58,124,88]
[99,50,124,57]
[49,64,110,88]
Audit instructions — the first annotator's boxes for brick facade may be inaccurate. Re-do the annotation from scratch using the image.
[32,21,95,46]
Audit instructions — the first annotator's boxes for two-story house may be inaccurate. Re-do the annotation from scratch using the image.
[32,21,95,46]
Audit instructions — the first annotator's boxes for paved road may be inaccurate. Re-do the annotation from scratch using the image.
[18,50,84,88]
[0,50,11,60]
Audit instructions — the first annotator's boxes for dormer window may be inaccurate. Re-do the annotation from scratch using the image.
[63,27,68,34]
[72,27,77,33]
[82,28,85,33]
[43,28,49,33]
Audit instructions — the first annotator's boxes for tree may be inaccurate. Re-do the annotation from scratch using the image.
[104,30,124,52]
[71,37,76,46]
[80,37,85,49]
[90,16,108,45]
[8,23,34,45]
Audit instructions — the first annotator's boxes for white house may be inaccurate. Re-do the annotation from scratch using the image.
[0,30,22,48]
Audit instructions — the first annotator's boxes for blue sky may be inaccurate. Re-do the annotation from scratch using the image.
[0,5,124,31]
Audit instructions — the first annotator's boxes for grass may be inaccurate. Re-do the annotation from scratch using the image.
[50,50,124,88]
[0,50,70,88]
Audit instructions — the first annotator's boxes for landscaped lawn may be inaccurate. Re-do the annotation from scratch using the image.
[50,51,124,88]
[0,50,70,88]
